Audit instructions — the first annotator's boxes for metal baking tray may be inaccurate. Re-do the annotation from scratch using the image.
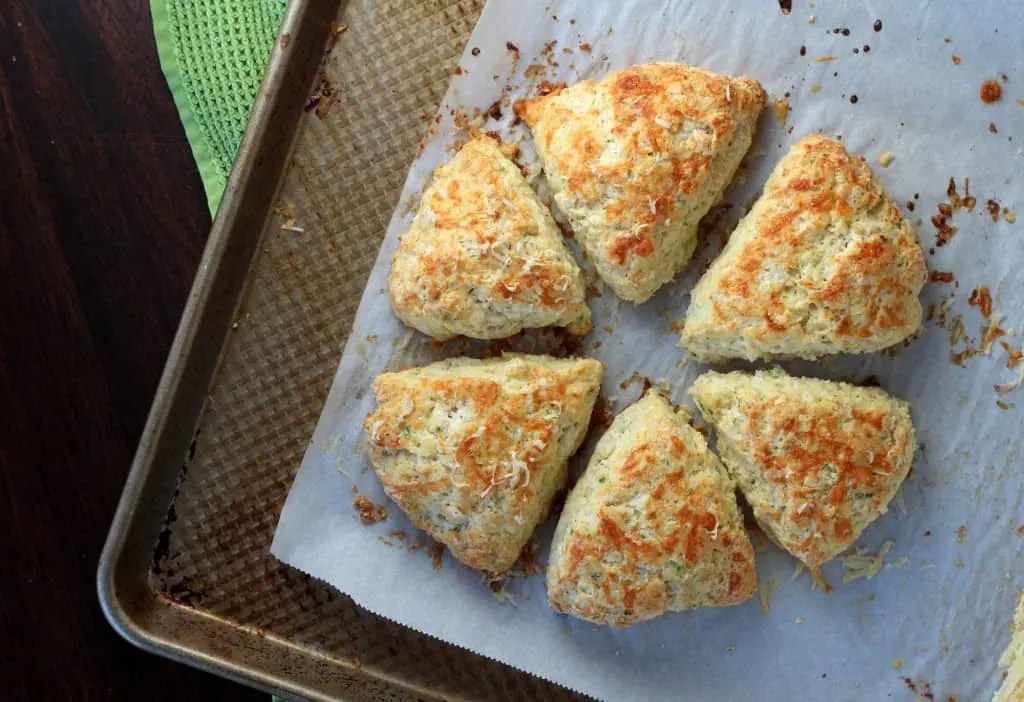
[97,0,578,698]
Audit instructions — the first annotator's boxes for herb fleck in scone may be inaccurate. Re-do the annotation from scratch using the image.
[547,390,757,626]
[994,590,1024,702]
[682,134,927,361]
[363,354,602,575]
[689,369,916,568]
[389,136,591,340]
[515,62,767,303]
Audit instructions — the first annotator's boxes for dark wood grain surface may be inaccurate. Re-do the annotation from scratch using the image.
[0,1,261,699]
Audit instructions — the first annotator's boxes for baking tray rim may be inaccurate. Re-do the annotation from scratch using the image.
[95,0,346,697]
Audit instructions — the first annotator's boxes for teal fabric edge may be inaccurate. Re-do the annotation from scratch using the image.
[151,0,226,216]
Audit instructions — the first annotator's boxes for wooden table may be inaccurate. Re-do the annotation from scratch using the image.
[0,2,262,699]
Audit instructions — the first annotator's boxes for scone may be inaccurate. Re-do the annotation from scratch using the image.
[547,390,757,626]
[689,368,916,568]
[515,62,767,303]
[995,590,1024,702]
[681,134,927,361]
[363,354,602,575]
[389,136,591,340]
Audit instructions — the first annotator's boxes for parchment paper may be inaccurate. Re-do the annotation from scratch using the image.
[272,1,1024,699]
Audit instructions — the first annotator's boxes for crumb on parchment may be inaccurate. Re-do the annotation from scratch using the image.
[759,577,779,615]
[774,97,789,124]
[1002,342,1024,369]
[840,540,896,583]
[353,495,387,524]
[878,151,894,167]
[980,79,1002,103]
[428,541,445,569]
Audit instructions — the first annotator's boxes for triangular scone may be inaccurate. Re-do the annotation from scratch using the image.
[547,390,757,626]
[682,134,927,361]
[364,354,602,575]
[389,136,591,340]
[689,369,916,568]
[515,62,767,303]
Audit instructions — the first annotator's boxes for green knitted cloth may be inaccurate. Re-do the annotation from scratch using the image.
[152,0,287,214]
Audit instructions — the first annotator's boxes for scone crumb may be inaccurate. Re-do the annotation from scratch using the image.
[895,490,907,514]
[759,576,779,615]
[877,151,895,167]
[428,541,445,570]
[810,567,833,593]
[929,271,954,283]
[795,616,805,624]
[1002,342,1024,369]
[774,97,790,124]
[892,659,906,670]
[840,540,894,583]
[980,79,1002,103]
[487,577,517,605]
[967,285,992,319]
[956,524,968,544]
[1005,209,1017,223]
[810,84,823,93]
[518,541,542,577]
[814,54,838,62]
[987,198,1003,222]
[353,495,388,524]
[951,54,961,65]
[994,364,1024,393]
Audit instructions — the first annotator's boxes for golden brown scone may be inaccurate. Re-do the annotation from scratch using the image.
[995,590,1024,702]
[681,134,927,361]
[389,136,591,340]
[363,354,602,575]
[689,368,916,568]
[515,62,766,302]
[546,390,756,626]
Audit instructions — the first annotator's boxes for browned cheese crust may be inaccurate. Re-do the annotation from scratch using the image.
[364,354,602,575]
[516,62,766,302]
[683,134,927,361]
[547,391,756,626]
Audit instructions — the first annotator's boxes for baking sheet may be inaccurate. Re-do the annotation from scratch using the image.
[272,1,1024,699]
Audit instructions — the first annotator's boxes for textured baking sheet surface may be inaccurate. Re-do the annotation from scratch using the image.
[148,0,574,699]
[272,0,1024,700]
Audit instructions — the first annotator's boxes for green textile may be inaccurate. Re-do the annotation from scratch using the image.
[152,0,286,214]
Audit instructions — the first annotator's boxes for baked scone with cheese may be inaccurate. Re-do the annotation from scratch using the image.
[515,62,767,302]
[547,390,757,626]
[689,369,916,568]
[995,590,1024,702]
[681,134,927,361]
[389,136,591,340]
[363,354,602,575]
